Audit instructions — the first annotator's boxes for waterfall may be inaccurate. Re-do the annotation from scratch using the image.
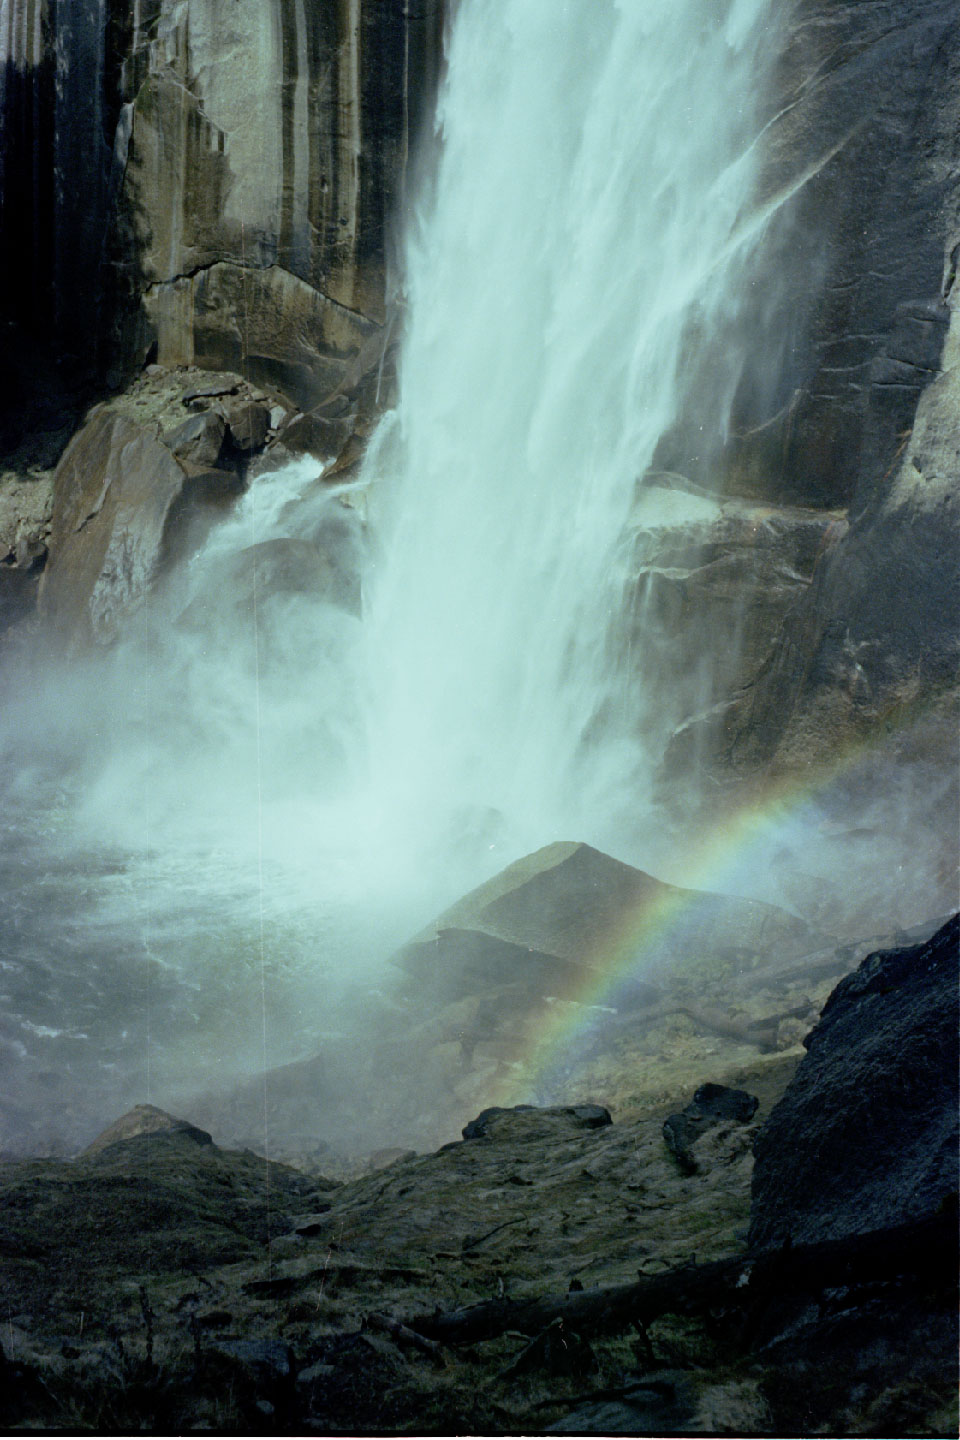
[357,0,778,868]
[0,0,787,1152]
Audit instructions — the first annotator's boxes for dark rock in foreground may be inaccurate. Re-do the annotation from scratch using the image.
[749,913,960,1250]
[462,1103,612,1141]
[663,1083,759,1174]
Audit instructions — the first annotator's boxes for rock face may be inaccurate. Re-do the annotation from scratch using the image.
[748,914,960,1249]
[0,0,443,436]
[2,0,957,799]
[37,369,277,646]
[673,0,960,512]
[723,311,960,774]
[649,3,960,787]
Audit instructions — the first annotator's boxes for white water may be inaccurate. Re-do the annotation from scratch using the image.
[1,0,808,1150]
[358,0,778,868]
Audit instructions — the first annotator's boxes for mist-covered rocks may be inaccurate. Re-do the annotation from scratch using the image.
[386,840,822,1125]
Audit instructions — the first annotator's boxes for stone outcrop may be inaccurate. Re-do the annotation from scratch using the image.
[748,914,960,1249]
[0,0,443,440]
[37,368,282,647]
[394,841,816,1003]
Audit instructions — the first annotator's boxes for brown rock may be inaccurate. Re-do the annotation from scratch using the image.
[83,1103,213,1156]
[39,409,216,645]
[161,409,226,467]
[280,409,356,462]
[219,399,271,452]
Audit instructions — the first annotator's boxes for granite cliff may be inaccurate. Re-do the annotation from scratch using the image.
[1,0,957,793]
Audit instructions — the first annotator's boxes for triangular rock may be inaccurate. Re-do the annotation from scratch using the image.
[83,1104,213,1156]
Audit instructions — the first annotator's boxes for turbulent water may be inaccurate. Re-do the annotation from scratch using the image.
[3,0,948,1157]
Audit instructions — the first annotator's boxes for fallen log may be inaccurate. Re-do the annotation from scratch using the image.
[407,1206,956,1346]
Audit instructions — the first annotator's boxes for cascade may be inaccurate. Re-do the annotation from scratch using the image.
[358,0,778,868]
[0,0,791,1149]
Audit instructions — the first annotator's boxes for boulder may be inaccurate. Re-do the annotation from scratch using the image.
[83,1103,213,1156]
[462,1103,612,1142]
[663,1083,759,1174]
[395,841,818,1004]
[748,915,960,1249]
[218,398,271,453]
[39,410,196,646]
[280,409,358,463]
[161,410,226,467]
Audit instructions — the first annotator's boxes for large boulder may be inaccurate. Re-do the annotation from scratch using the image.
[37,370,274,647]
[394,841,818,1005]
[748,914,960,1250]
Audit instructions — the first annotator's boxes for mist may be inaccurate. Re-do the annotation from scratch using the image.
[1,0,955,1161]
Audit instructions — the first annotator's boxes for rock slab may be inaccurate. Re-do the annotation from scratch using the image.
[748,914,960,1249]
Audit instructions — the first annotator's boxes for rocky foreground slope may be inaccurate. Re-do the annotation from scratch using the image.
[1,918,956,1435]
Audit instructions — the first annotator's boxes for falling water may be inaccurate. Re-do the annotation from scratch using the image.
[1,0,798,1153]
[358,0,778,867]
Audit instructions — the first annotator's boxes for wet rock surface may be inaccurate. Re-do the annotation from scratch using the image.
[2,921,956,1438]
[750,913,960,1249]
[663,1083,759,1175]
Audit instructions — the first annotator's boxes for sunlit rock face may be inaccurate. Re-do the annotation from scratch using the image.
[0,0,443,424]
[37,369,276,647]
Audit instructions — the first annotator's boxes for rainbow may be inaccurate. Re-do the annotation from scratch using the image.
[490,705,956,1105]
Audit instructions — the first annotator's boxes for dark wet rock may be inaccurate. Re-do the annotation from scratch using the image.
[462,1103,612,1141]
[219,398,271,453]
[749,915,960,1250]
[161,409,226,467]
[281,408,357,462]
[663,1083,759,1174]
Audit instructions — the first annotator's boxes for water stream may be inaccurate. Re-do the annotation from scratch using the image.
[1,0,868,1155]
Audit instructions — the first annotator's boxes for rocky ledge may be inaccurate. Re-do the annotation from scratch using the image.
[1,919,956,1434]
